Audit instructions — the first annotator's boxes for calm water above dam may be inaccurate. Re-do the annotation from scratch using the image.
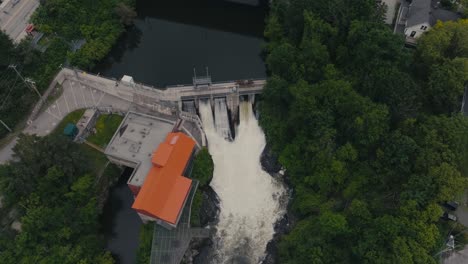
[94,0,267,87]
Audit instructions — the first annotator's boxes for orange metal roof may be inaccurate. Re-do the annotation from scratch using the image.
[132,132,196,225]
[151,143,172,167]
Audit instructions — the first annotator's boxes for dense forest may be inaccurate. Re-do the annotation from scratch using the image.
[32,0,136,68]
[0,134,120,263]
[260,1,468,263]
[0,0,135,139]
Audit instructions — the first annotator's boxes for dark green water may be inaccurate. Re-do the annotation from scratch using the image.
[94,0,268,87]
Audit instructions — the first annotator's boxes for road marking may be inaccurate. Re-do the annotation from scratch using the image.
[55,99,62,118]
[45,109,61,121]
[70,81,79,108]
[90,88,97,106]
[63,89,71,113]
[80,84,88,108]
[96,92,105,106]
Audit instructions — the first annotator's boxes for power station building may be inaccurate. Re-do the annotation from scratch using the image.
[132,132,196,228]
[105,112,197,229]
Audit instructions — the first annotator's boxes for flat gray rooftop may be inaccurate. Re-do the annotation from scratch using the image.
[105,112,175,187]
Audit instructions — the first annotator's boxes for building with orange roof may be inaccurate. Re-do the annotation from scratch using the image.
[132,132,196,229]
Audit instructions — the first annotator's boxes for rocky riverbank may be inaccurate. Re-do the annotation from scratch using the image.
[183,186,220,264]
[185,143,293,264]
[260,144,295,264]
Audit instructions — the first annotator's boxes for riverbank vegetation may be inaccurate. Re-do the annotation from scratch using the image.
[190,148,214,227]
[0,32,69,140]
[0,0,135,140]
[0,134,119,263]
[32,0,136,69]
[261,1,468,263]
[136,222,154,264]
[0,109,123,263]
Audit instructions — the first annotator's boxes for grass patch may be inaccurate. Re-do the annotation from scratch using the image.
[87,114,123,148]
[190,191,203,227]
[136,223,154,264]
[52,109,85,136]
[79,143,108,174]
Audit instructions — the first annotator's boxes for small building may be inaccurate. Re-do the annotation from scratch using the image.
[132,132,196,229]
[75,108,99,141]
[63,123,78,138]
[394,0,461,45]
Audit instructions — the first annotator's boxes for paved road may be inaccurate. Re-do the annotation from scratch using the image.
[444,246,468,264]
[0,0,40,43]
[0,78,131,164]
[381,0,399,25]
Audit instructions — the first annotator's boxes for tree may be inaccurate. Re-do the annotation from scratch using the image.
[115,3,137,26]
[0,32,15,67]
[191,147,214,188]
[426,58,468,113]
[262,1,468,263]
[416,19,468,66]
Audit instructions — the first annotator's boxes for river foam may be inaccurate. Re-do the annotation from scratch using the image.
[199,100,286,263]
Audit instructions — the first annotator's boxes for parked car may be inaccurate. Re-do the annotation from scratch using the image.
[12,0,20,6]
[443,201,459,211]
[441,212,457,222]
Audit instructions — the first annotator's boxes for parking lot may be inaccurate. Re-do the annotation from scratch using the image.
[26,79,132,136]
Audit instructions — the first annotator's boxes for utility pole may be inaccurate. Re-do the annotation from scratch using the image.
[0,119,12,132]
[25,78,41,99]
[8,65,42,99]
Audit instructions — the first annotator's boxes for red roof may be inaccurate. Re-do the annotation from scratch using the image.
[25,24,34,33]
[132,132,195,225]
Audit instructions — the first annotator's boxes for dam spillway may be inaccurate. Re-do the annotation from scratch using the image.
[213,98,232,141]
[199,99,286,263]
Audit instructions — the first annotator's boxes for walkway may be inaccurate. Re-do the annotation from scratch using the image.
[150,181,211,264]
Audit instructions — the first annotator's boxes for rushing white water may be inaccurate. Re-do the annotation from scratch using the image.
[199,100,286,263]
[214,98,232,141]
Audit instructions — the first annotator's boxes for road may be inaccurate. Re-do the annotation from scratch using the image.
[381,0,399,25]
[444,246,468,264]
[0,0,40,43]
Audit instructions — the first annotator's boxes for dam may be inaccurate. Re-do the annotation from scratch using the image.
[46,68,264,144]
[28,67,284,263]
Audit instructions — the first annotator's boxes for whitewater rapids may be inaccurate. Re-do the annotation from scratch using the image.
[198,100,286,264]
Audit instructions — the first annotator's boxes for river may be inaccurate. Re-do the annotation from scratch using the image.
[94,0,267,86]
[98,1,272,263]
[101,168,142,264]
[199,100,286,263]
